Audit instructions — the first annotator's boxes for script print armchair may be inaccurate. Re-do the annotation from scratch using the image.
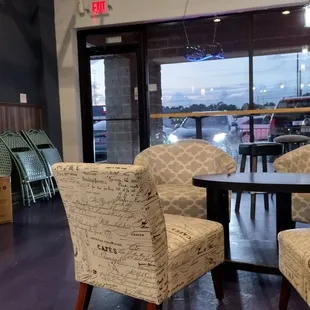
[274,144,310,223]
[278,229,310,309]
[134,140,237,219]
[52,163,225,309]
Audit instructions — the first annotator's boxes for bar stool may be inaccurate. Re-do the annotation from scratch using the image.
[235,142,282,219]
[274,134,310,154]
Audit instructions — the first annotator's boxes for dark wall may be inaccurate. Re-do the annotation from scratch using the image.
[0,0,41,103]
[0,0,63,155]
[37,0,63,154]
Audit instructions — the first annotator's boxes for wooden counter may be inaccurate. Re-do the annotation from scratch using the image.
[150,107,310,119]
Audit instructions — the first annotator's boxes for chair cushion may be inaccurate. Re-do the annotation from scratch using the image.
[274,135,310,144]
[16,151,48,181]
[292,193,310,223]
[157,184,207,219]
[278,229,310,307]
[251,142,282,156]
[239,143,253,155]
[239,142,282,156]
[165,214,224,297]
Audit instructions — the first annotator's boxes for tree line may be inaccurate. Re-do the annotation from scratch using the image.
[163,102,276,113]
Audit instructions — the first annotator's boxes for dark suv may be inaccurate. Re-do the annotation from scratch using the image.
[269,96,310,141]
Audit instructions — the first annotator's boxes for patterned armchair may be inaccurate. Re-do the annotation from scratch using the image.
[278,228,310,309]
[52,163,225,310]
[134,140,237,219]
[274,144,310,223]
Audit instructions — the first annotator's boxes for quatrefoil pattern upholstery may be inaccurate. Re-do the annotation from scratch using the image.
[274,144,310,223]
[134,140,237,218]
[52,163,224,305]
[278,229,310,307]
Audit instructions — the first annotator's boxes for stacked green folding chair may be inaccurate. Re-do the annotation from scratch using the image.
[0,139,12,176]
[23,129,63,195]
[0,132,51,207]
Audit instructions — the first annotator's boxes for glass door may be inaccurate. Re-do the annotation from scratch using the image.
[90,51,140,163]
[78,28,149,163]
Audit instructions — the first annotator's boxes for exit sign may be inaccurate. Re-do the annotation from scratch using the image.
[91,1,107,15]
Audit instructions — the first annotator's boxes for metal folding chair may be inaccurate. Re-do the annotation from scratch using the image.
[23,129,62,195]
[0,132,51,207]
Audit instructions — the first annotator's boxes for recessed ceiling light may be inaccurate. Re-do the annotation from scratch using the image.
[214,18,221,23]
[282,10,290,15]
[306,5,310,27]
[302,45,309,54]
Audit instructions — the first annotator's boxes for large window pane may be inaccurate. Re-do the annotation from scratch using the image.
[161,57,249,112]
[148,15,249,160]
[253,8,310,144]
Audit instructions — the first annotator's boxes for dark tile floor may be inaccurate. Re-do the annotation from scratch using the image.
[0,194,309,310]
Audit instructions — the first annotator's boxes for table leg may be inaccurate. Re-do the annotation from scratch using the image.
[276,193,296,236]
[250,155,257,220]
[206,188,230,259]
[195,117,203,139]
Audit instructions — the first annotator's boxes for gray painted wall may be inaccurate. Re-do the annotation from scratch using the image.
[0,0,62,155]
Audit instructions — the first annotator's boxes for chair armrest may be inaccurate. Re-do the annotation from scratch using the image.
[133,153,148,168]
[216,151,237,174]
[274,154,291,173]
[134,154,159,184]
[274,145,310,173]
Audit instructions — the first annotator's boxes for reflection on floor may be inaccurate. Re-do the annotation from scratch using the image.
[0,195,308,310]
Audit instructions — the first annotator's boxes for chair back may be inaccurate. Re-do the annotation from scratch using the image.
[134,140,237,185]
[23,129,54,149]
[0,131,31,152]
[52,163,168,303]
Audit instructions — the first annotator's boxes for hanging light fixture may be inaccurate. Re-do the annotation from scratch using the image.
[183,0,207,61]
[183,1,224,62]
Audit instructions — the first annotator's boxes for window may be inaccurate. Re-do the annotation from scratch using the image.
[161,57,249,113]
[182,116,229,128]
[148,15,249,158]
[253,8,310,142]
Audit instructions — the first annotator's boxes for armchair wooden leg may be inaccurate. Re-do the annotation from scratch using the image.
[279,275,291,310]
[211,265,224,301]
[75,282,93,310]
[146,302,163,310]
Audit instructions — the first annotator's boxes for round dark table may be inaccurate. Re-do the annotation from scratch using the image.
[193,172,310,275]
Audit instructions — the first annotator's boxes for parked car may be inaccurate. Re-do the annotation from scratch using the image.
[92,105,106,121]
[238,115,270,142]
[269,96,310,141]
[168,114,240,156]
[93,120,107,160]
[155,118,177,143]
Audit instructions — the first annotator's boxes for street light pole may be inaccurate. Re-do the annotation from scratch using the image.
[297,53,300,96]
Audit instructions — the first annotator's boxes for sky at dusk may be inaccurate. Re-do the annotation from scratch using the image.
[161,52,310,108]
[91,52,310,108]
